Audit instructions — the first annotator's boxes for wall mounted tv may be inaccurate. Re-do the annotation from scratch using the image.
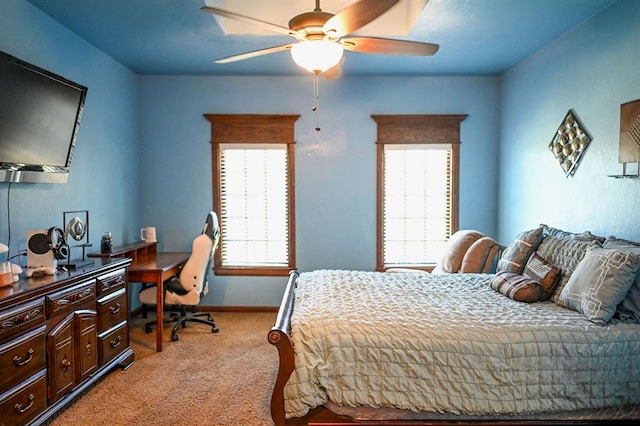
[0,50,88,183]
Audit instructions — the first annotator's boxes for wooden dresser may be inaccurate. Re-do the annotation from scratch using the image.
[0,258,134,426]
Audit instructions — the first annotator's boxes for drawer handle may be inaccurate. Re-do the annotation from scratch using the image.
[13,348,34,367]
[73,292,85,301]
[110,302,121,315]
[14,393,35,414]
[86,341,92,357]
[110,335,122,348]
[61,356,72,372]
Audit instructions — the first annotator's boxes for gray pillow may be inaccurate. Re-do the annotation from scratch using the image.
[496,227,544,274]
[558,246,640,325]
[602,236,640,321]
[536,236,596,303]
[540,224,603,241]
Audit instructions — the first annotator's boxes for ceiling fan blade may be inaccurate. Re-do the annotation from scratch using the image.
[201,6,297,37]
[342,37,439,56]
[323,0,399,37]
[214,44,295,64]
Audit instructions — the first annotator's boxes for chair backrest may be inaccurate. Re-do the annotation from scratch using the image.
[177,212,220,294]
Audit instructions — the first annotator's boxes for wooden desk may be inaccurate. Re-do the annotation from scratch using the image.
[128,252,190,352]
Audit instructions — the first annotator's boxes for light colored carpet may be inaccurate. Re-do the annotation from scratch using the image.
[46,311,278,426]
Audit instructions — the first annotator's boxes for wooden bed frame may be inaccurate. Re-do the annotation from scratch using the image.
[267,271,623,426]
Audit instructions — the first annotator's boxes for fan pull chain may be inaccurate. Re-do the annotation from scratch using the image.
[312,71,321,132]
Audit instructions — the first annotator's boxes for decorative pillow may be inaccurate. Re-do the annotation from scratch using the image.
[433,230,484,274]
[496,227,544,274]
[540,224,604,242]
[602,236,640,321]
[536,236,597,303]
[523,252,561,300]
[460,237,502,273]
[558,246,640,325]
[490,271,545,303]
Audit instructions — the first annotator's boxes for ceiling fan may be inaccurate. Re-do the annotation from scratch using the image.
[202,0,439,77]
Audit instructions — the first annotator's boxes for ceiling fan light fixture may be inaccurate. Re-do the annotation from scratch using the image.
[290,40,343,73]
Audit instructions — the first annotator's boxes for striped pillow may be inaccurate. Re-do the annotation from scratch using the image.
[490,271,545,303]
[523,252,561,300]
[497,227,544,274]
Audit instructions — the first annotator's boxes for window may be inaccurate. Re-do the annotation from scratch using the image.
[205,114,299,276]
[374,115,467,271]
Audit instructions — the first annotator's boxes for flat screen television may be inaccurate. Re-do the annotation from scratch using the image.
[0,50,88,183]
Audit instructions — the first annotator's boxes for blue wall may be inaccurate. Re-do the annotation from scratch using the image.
[2,0,519,308]
[138,75,499,306]
[9,0,637,308]
[0,0,141,259]
[498,0,640,243]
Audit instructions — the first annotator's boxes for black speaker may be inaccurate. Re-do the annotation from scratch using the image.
[27,230,55,269]
[27,232,51,255]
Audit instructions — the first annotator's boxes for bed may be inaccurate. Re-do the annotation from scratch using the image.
[267,228,640,425]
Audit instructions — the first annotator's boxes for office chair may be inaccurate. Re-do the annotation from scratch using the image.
[138,211,220,341]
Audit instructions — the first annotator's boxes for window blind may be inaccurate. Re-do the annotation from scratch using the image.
[383,144,452,266]
[219,144,289,267]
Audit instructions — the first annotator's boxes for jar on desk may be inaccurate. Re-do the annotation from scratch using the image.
[100,232,113,253]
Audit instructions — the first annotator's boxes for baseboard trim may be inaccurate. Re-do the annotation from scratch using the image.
[197,306,279,313]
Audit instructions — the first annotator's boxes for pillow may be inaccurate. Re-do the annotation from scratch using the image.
[602,236,640,321]
[433,230,484,273]
[460,237,502,273]
[540,224,603,242]
[522,252,561,300]
[490,271,545,303]
[496,227,544,274]
[536,236,596,303]
[558,246,640,325]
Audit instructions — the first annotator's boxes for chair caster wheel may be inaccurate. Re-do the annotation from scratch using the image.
[171,334,179,342]
[212,327,219,333]
[145,327,152,334]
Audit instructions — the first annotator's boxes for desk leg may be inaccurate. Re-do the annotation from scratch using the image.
[156,276,163,352]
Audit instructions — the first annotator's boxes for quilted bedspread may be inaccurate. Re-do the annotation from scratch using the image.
[283,270,640,418]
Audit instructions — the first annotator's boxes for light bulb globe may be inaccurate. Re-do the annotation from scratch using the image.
[291,40,343,73]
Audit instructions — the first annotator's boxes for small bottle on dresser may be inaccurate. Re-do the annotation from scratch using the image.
[101,232,113,253]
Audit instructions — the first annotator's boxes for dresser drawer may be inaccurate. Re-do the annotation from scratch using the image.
[97,288,128,333]
[98,321,129,366]
[0,298,45,342]
[46,280,96,318]
[0,325,46,391]
[0,369,47,426]
[96,268,126,297]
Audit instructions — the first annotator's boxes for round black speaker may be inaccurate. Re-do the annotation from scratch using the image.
[28,233,51,255]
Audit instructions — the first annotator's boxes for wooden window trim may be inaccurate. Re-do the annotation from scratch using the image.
[373,114,467,272]
[205,114,299,277]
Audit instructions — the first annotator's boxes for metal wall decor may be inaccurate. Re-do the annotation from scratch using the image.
[548,109,592,177]
[607,99,640,178]
[62,210,93,269]
[619,99,640,162]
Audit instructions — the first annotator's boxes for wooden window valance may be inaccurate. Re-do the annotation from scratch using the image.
[371,114,468,145]
[204,114,299,144]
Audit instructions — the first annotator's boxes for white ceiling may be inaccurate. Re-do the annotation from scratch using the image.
[209,0,427,36]
[25,0,617,77]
